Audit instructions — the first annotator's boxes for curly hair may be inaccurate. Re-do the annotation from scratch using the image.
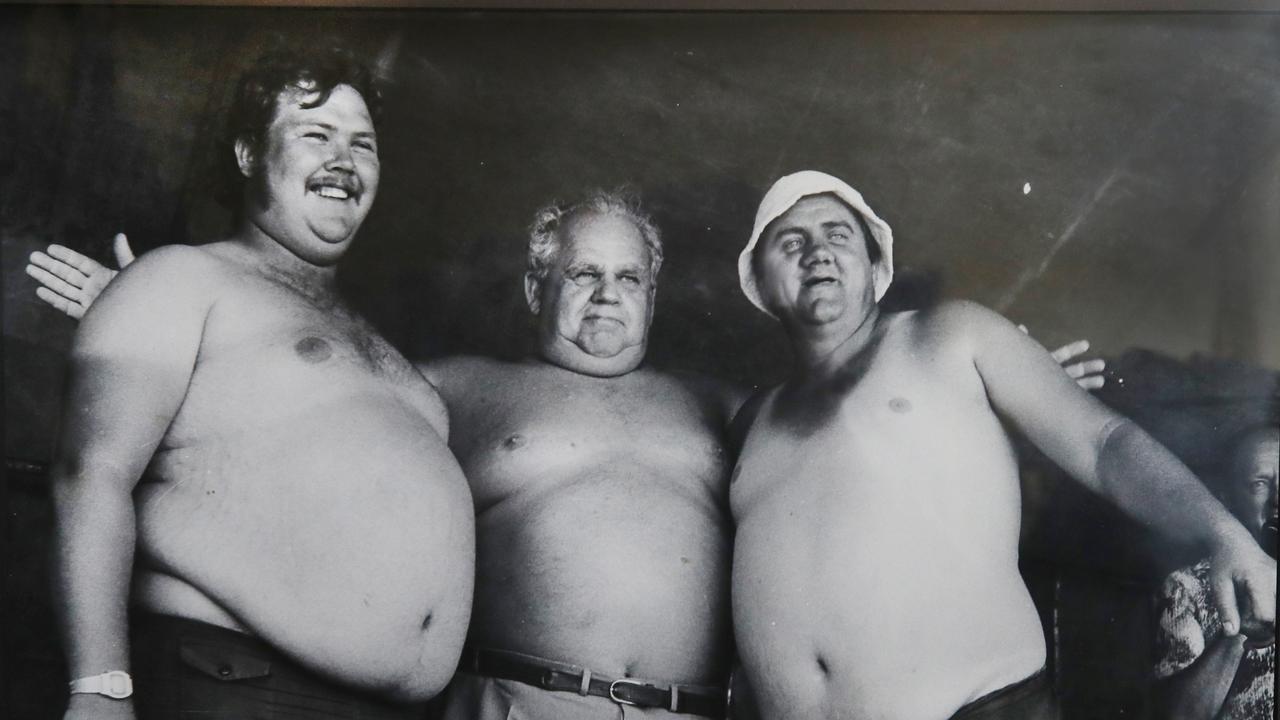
[215,45,383,213]
[526,189,664,284]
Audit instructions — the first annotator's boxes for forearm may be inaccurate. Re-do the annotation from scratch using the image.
[52,472,138,677]
[1158,634,1247,720]
[1095,420,1251,552]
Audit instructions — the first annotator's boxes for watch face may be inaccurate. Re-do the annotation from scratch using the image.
[103,671,132,699]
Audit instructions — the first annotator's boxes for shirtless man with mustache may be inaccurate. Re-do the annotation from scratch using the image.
[43,48,473,720]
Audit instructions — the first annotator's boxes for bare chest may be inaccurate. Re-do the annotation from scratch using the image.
[451,371,731,510]
[164,287,443,444]
[731,357,1011,521]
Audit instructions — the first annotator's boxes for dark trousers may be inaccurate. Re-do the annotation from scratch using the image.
[949,669,1061,720]
[129,613,428,720]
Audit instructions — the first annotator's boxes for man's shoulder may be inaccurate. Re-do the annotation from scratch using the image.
[891,299,1013,351]
[416,354,518,391]
[111,244,230,296]
[907,299,1002,330]
[129,242,226,272]
[82,244,228,327]
[72,245,231,358]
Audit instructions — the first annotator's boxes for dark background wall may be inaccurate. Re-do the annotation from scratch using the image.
[3,7,1278,718]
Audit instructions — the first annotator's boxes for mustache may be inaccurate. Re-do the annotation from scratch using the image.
[306,173,363,201]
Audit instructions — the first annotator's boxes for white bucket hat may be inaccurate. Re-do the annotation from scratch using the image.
[738,170,894,317]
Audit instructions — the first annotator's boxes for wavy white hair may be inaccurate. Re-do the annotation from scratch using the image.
[526,189,664,283]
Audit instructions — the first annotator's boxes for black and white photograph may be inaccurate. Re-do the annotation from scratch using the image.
[3,4,1278,719]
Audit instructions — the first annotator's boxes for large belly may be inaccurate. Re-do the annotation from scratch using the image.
[135,396,474,700]
[732,454,1045,719]
[470,469,732,685]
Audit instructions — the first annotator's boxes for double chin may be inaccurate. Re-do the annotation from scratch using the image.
[542,334,646,377]
[575,331,634,359]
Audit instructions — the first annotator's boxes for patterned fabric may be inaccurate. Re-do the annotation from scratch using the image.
[1154,559,1276,720]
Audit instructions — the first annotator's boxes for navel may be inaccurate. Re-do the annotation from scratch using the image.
[816,654,830,676]
[888,397,912,413]
[295,337,333,363]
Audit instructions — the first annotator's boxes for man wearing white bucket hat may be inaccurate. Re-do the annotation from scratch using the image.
[728,171,1277,719]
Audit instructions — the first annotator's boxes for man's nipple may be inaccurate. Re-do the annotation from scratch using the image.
[295,337,334,363]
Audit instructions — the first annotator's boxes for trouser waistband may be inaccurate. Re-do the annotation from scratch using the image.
[129,612,426,720]
[950,667,1058,719]
[459,645,727,717]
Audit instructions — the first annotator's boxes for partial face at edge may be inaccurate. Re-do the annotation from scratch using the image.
[1225,429,1279,544]
[754,195,877,327]
[532,211,656,365]
[241,83,381,266]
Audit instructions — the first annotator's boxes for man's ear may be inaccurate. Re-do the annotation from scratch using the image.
[524,273,542,315]
[874,260,893,300]
[234,137,256,178]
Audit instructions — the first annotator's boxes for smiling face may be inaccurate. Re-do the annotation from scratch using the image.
[526,210,656,377]
[753,194,879,330]
[239,83,380,266]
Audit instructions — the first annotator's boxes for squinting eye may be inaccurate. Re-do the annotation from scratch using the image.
[354,141,376,152]
[620,275,641,285]
[304,132,328,141]
[829,232,849,243]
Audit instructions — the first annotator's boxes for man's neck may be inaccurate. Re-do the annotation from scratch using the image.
[788,305,883,381]
[536,342,645,379]
[235,219,339,301]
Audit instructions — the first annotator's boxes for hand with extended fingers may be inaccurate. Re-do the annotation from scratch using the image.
[27,233,135,319]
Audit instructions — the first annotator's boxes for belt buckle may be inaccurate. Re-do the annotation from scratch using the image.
[608,678,644,706]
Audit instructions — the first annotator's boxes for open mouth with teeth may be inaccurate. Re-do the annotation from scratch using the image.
[307,179,360,203]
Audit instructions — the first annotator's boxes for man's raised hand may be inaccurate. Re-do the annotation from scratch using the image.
[27,233,135,319]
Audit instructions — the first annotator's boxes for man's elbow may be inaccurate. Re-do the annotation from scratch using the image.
[49,456,137,508]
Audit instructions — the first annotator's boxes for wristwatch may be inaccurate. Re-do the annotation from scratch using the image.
[68,671,133,699]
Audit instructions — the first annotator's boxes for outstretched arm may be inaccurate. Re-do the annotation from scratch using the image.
[955,301,1275,641]
[27,234,135,319]
[51,246,210,720]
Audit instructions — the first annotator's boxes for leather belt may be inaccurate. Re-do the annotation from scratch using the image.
[461,646,727,717]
